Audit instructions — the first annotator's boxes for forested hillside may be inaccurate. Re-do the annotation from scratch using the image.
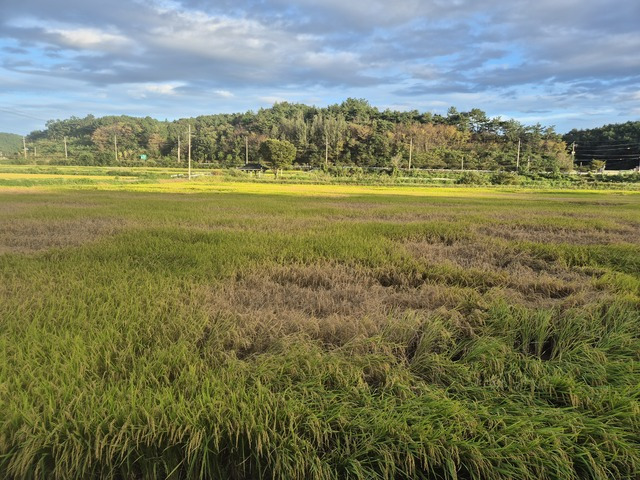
[0,133,22,157]
[23,99,571,170]
[564,121,640,170]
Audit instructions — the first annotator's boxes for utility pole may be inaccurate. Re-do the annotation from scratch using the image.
[571,141,576,170]
[188,124,192,180]
[245,136,249,165]
[516,138,521,170]
[325,135,329,169]
[527,156,530,170]
[63,136,68,160]
[177,136,181,163]
[408,137,413,170]
[23,136,27,159]
[461,156,464,171]
[114,134,118,163]
[34,146,37,158]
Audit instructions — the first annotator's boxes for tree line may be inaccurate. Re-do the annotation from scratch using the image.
[563,121,640,171]
[23,99,572,171]
[0,133,22,157]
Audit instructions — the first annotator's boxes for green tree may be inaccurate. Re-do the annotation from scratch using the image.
[0,133,23,156]
[590,159,606,172]
[259,138,296,178]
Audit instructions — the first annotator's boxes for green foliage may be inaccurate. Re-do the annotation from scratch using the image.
[455,171,489,185]
[490,171,521,185]
[0,132,22,155]
[595,172,640,183]
[0,184,639,478]
[259,138,296,177]
[22,101,579,173]
[76,152,95,165]
[564,120,640,170]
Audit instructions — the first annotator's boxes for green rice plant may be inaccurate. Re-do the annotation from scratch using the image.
[0,175,639,479]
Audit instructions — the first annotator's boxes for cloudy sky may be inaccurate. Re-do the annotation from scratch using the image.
[1,0,639,134]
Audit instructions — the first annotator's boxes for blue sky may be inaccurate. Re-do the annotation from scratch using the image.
[1,0,639,134]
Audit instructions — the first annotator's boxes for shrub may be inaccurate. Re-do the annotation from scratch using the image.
[8,157,29,165]
[76,152,95,166]
[456,171,489,185]
[343,166,364,177]
[490,171,521,185]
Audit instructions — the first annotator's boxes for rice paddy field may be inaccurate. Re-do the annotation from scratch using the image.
[1,167,639,479]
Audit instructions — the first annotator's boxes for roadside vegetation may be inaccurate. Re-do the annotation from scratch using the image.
[0,172,639,479]
[0,163,639,190]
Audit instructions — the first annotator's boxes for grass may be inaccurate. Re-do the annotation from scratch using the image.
[0,168,639,479]
[3,163,640,191]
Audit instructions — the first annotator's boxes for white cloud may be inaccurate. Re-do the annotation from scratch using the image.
[50,28,131,51]
[0,0,639,133]
[129,83,183,98]
[258,95,288,104]
[302,51,361,70]
[214,90,234,98]
[146,13,290,63]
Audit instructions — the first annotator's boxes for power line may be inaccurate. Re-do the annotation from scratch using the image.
[575,150,640,155]
[572,141,639,148]
[576,147,639,153]
[583,158,636,163]
[574,155,638,160]
[576,145,640,152]
[575,159,637,166]
[575,153,640,159]
[0,108,48,122]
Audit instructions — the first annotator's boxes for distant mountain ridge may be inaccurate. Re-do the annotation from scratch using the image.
[0,132,22,156]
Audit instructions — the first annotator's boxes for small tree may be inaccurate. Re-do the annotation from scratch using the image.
[590,159,606,172]
[259,138,296,178]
